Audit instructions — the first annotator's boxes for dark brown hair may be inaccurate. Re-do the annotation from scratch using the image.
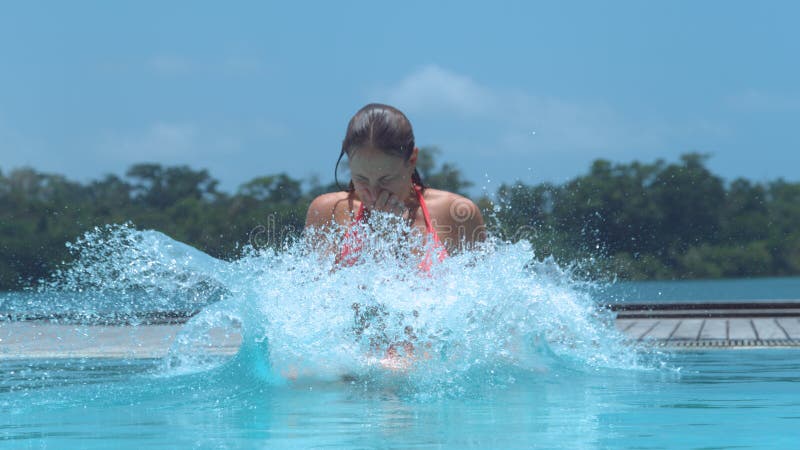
[335,103,425,191]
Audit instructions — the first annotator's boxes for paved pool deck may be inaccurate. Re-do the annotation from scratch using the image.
[2,302,800,359]
[611,301,800,348]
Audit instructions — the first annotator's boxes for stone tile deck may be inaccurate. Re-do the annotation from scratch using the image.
[0,321,241,359]
[612,302,800,348]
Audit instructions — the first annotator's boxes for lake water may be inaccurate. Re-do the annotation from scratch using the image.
[605,276,800,304]
[1,225,799,448]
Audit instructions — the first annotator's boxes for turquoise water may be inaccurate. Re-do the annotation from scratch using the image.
[604,277,800,304]
[2,224,800,448]
[2,351,799,449]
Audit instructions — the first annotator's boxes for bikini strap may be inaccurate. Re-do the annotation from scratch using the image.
[414,184,435,234]
[414,184,448,269]
[354,202,365,222]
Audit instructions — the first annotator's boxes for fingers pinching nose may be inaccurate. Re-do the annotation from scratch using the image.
[367,191,407,215]
[376,191,390,209]
[392,196,406,214]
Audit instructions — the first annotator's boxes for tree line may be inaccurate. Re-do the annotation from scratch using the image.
[491,153,800,280]
[1,150,798,290]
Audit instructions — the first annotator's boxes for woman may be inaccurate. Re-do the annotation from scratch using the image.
[305,103,486,267]
[304,103,486,370]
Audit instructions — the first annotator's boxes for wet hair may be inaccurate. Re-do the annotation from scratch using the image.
[335,103,425,192]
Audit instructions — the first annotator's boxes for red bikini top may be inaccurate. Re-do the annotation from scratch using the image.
[337,185,448,271]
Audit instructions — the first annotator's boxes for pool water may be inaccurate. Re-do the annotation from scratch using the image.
[2,350,799,449]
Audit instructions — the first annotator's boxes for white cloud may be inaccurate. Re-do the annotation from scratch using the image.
[725,89,800,112]
[88,118,293,191]
[148,55,194,75]
[376,65,670,158]
[99,122,198,162]
[94,118,290,167]
[220,55,266,75]
[381,65,498,117]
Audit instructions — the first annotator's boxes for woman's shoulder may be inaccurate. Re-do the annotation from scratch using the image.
[422,188,486,247]
[309,191,350,207]
[423,188,483,224]
[423,188,478,210]
[305,191,355,228]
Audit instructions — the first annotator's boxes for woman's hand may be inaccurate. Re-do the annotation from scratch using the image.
[370,190,407,217]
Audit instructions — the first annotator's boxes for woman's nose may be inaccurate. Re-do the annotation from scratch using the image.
[364,185,379,202]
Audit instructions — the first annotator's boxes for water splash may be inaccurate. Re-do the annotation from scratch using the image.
[27,224,227,322]
[35,218,662,396]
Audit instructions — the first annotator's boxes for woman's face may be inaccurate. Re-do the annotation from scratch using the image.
[349,146,417,208]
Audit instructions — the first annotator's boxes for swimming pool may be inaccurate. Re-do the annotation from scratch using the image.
[2,350,798,449]
[2,225,799,448]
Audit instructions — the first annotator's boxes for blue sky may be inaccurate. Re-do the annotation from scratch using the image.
[1,1,799,194]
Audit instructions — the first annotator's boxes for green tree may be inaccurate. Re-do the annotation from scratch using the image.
[3,152,800,290]
[238,173,303,204]
[720,178,769,243]
[552,159,662,255]
[126,164,220,209]
[766,180,800,274]
[494,182,555,237]
[650,153,725,251]
[416,147,473,195]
